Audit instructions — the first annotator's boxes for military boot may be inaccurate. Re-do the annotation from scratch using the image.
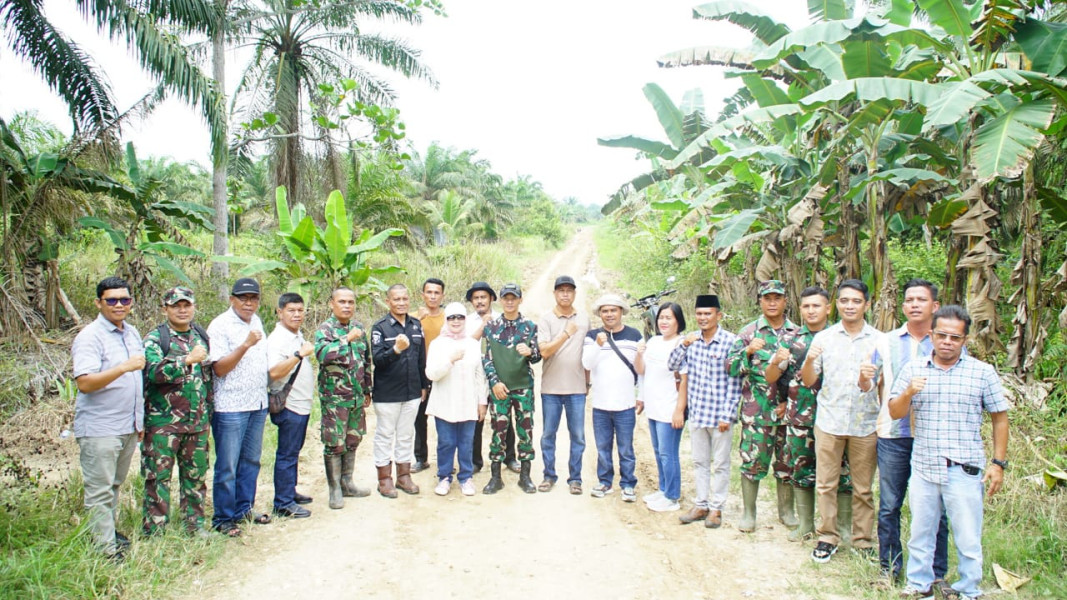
[377,463,397,499]
[340,451,370,498]
[517,461,536,494]
[324,455,344,509]
[482,461,504,495]
[788,486,816,542]
[395,462,420,495]
[837,491,853,548]
[739,477,759,533]
[776,480,799,529]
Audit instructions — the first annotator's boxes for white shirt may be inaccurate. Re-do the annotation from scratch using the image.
[207,307,269,413]
[640,335,683,423]
[582,325,641,411]
[466,310,499,337]
[425,335,488,422]
[267,324,315,416]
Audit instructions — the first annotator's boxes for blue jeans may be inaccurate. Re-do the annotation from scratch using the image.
[649,419,682,501]
[540,393,586,484]
[878,437,949,578]
[270,408,309,510]
[592,407,636,489]
[906,465,986,598]
[211,408,267,527]
[436,419,476,482]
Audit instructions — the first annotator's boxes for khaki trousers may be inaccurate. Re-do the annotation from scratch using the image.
[814,425,877,548]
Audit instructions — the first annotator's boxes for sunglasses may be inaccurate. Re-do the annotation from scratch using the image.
[103,297,133,306]
[446,315,466,321]
[932,331,965,342]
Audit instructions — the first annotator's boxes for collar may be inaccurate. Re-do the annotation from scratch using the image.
[553,306,576,318]
[389,313,408,327]
[890,323,931,343]
[798,323,825,336]
[226,306,255,325]
[698,327,727,346]
[829,320,874,338]
[756,315,794,333]
[272,323,302,341]
[922,352,969,371]
[94,312,125,333]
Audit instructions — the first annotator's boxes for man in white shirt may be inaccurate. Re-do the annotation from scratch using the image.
[266,292,315,518]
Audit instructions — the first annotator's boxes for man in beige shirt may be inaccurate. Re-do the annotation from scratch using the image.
[536,276,591,494]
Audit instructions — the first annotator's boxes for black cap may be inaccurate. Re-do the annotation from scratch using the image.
[231,278,261,296]
[554,275,576,290]
[465,281,497,302]
[695,294,720,309]
[499,283,522,298]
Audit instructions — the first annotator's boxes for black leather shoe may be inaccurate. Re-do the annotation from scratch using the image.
[115,532,131,549]
[412,461,430,473]
[293,492,313,505]
[273,504,311,519]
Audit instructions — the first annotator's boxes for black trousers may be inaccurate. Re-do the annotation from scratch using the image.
[414,398,430,463]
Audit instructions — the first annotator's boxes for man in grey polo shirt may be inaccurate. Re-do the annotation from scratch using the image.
[207,278,270,536]
[71,276,145,560]
[537,275,590,494]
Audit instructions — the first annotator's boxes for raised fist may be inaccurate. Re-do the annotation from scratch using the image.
[595,332,608,347]
[244,330,263,348]
[186,345,208,366]
[773,346,791,364]
[451,348,465,363]
[805,345,824,363]
[907,376,927,395]
[564,322,578,337]
[299,341,314,357]
[683,332,699,346]
[516,343,532,357]
[746,338,766,355]
[394,333,410,352]
[124,355,146,372]
[346,327,364,343]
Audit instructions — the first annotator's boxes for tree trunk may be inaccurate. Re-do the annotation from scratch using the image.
[868,179,898,331]
[210,7,229,288]
[1007,165,1043,380]
[836,159,861,282]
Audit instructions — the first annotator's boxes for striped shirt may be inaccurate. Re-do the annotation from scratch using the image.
[668,327,742,428]
[582,325,641,411]
[891,354,1009,485]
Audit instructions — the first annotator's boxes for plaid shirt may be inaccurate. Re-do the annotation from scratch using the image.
[891,354,1009,485]
[668,327,742,428]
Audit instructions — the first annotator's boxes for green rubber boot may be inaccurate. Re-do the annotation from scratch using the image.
[738,477,759,533]
[788,486,815,542]
[776,480,798,529]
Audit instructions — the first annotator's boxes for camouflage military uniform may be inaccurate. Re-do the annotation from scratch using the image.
[482,314,541,462]
[314,315,372,456]
[141,323,212,535]
[782,325,852,491]
[726,314,799,483]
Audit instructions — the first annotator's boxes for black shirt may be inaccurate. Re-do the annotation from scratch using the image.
[371,313,429,403]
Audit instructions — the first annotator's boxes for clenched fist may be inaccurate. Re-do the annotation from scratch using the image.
[805,344,824,363]
[636,340,647,354]
[124,355,146,372]
[683,332,699,347]
[907,376,927,396]
[746,338,766,355]
[243,330,263,348]
[299,341,314,357]
[516,343,532,357]
[394,334,410,352]
[415,306,430,320]
[773,346,791,364]
[185,344,208,366]
[564,322,578,337]
[450,349,465,363]
[858,351,876,390]
[595,332,608,347]
[345,327,364,343]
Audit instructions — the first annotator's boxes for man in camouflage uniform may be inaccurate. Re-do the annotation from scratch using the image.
[141,286,212,535]
[726,280,800,533]
[314,287,373,509]
[481,283,541,494]
[780,286,853,542]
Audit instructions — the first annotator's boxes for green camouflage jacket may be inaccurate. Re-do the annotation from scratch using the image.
[482,313,541,390]
[143,325,212,433]
[726,315,799,427]
[314,315,371,405]
[782,324,822,428]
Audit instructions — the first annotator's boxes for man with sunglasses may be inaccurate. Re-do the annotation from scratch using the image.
[890,306,1009,600]
[207,278,269,536]
[71,277,145,560]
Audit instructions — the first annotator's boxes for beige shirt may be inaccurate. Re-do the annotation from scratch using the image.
[538,307,590,394]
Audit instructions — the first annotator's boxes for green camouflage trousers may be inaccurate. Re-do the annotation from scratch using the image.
[783,424,852,492]
[321,396,366,456]
[141,428,209,535]
[739,422,789,482]
[489,387,534,462]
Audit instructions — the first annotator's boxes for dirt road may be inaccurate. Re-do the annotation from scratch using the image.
[188,229,823,600]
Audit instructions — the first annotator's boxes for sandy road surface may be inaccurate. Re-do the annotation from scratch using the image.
[186,229,824,600]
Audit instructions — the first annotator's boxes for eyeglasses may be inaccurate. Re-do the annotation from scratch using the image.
[103,297,133,306]
[446,315,466,321]
[234,295,260,303]
[932,331,965,342]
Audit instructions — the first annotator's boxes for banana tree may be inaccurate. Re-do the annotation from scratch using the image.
[219,186,403,299]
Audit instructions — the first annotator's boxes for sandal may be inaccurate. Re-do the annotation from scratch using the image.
[242,511,272,525]
[537,479,556,493]
[213,523,242,538]
[569,482,583,495]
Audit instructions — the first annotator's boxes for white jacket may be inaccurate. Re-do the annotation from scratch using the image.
[425,335,488,423]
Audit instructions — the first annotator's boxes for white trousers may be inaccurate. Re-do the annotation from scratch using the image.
[691,425,734,511]
[373,398,420,466]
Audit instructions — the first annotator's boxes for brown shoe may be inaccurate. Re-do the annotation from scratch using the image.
[395,462,420,495]
[704,510,722,529]
[678,506,710,525]
[377,463,397,499]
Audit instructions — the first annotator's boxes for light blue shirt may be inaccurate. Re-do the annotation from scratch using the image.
[72,314,144,437]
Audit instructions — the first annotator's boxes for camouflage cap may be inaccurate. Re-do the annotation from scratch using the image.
[162,286,195,306]
[758,280,786,296]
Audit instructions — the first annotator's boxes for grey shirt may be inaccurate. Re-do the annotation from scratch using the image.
[72,314,144,438]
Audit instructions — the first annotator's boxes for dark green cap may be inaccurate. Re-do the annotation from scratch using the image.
[758,280,786,296]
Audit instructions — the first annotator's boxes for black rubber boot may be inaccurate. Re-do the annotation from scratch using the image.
[518,461,536,494]
[324,455,344,509]
[340,450,370,498]
[482,461,504,495]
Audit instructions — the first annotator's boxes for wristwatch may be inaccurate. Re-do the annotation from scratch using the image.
[991,458,1008,470]
[293,350,302,359]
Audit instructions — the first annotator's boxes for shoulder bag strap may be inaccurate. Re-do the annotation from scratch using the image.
[605,330,638,385]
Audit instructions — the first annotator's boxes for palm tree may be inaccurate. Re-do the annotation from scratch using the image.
[233,0,436,204]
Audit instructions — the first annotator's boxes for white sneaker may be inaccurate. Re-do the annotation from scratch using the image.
[621,487,637,502]
[647,496,681,512]
[459,479,475,496]
[434,478,451,496]
[642,490,665,504]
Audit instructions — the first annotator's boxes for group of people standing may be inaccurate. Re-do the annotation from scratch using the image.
[70,273,1009,600]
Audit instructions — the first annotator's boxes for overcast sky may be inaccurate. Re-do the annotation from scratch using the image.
[0,0,810,206]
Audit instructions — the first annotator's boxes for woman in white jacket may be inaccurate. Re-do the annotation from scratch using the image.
[425,302,488,496]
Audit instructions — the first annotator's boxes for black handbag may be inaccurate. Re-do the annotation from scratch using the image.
[268,358,303,414]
